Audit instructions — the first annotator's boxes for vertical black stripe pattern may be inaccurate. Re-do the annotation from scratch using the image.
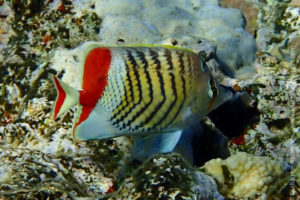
[124,49,154,129]
[127,49,143,104]
[150,49,161,70]
[166,75,186,127]
[108,47,196,132]
[111,49,142,126]
[151,49,177,129]
[165,49,174,70]
[177,51,185,74]
[137,48,166,127]
[111,62,133,124]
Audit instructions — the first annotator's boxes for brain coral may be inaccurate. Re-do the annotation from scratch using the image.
[201,152,289,199]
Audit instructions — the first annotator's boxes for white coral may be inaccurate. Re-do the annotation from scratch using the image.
[202,152,289,199]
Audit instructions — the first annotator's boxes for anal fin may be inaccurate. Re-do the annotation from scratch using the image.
[131,130,183,161]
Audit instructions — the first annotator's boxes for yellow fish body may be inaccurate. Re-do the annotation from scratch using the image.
[52,45,231,144]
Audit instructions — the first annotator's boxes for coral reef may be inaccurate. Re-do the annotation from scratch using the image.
[0,0,298,199]
[224,1,300,198]
[202,152,289,199]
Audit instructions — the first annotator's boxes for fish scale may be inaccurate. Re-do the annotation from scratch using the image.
[98,50,126,113]
[52,44,232,142]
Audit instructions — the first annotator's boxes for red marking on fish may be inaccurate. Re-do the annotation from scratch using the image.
[53,75,66,119]
[73,48,111,138]
[106,185,114,194]
[231,132,246,145]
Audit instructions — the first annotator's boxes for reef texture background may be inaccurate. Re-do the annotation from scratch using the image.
[0,0,299,199]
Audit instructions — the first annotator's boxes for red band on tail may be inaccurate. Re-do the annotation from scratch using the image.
[53,75,66,119]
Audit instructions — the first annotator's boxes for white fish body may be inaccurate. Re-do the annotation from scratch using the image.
[52,44,232,159]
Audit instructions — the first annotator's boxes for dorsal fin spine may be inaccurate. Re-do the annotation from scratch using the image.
[52,75,79,119]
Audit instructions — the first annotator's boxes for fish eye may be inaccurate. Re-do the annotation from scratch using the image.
[208,76,218,98]
[200,60,208,72]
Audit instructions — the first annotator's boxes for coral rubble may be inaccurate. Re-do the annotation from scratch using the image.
[110,153,224,200]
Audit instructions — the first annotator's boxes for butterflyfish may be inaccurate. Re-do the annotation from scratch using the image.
[52,44,232,159]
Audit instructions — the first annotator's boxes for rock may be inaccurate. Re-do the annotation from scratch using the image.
[219,0,258,35]
[256,0,300,61]
[110,153,224,200]
[0,147,113,198]
[94,0,256,78]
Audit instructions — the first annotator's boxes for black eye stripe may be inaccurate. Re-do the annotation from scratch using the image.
[201,60,207,72]
[209,76,218,98]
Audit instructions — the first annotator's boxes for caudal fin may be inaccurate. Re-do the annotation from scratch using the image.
[52,75,79,119]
